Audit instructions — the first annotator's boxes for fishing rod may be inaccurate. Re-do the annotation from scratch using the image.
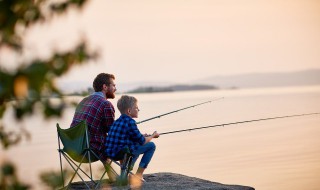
[159,112,320,135]
[136,97,224,124]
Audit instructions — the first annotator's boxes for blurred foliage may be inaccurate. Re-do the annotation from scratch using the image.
[0,0,97,148]
[0,124,30,149]
[0,0,98,189]
[0,162,30,190]
[40,169,71,189]
[0,43,96,122]
[0,0,87,50]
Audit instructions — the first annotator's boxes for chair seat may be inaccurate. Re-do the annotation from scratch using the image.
[111,146,133,161]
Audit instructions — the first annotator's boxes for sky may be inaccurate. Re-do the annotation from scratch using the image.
[5,0,320,91]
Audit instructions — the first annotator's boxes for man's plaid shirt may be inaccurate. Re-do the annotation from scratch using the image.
[70,92,115,161]
[105,114,145,158]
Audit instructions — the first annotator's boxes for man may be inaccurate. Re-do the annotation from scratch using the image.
[70,73,116,167]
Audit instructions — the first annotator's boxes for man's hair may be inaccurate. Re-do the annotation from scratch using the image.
[117,95,138,114]
[93,73,115,92]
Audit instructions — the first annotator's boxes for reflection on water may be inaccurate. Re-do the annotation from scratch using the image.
[1,85,320,190]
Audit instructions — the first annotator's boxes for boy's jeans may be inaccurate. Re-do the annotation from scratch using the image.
[131,142,156,168]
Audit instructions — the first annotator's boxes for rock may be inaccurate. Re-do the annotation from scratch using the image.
[68,172,255,190]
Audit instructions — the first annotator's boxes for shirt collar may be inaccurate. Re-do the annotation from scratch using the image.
[120,114,136,121]
[120,114,130,118]
[92,91,106,98]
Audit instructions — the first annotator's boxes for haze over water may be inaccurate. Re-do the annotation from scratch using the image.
[1,85,320,190]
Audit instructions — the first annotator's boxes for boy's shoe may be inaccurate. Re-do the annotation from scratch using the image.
[129,173,145,181]
[129,173,145,188]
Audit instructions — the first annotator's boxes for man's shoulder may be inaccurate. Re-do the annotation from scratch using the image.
[86,95,113,105]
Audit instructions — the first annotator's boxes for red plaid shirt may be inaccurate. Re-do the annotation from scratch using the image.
[70,92,115,162]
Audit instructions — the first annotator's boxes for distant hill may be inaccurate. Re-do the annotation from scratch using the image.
[195,69,320,88]
[58,69,320,93]
[127,84,217,93]
[125,69,320,93]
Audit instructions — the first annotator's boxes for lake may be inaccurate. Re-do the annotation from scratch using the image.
[1,85,320,190]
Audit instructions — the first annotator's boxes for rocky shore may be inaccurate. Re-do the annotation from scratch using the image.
[68,172,255,190]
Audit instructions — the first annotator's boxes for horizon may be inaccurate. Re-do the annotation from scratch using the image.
[58,68,320,93]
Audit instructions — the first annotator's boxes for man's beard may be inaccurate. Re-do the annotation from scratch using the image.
[105,91,115,99]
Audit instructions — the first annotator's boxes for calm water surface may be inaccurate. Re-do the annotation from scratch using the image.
[1,85,320,190]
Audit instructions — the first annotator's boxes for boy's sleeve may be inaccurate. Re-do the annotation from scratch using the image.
[127,120,145,145]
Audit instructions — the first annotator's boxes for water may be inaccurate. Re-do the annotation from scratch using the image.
[1,85,320,190]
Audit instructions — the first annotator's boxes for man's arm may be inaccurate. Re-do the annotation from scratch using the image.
[103,102,115,133]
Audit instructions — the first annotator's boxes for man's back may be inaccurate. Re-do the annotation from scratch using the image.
[71,92,115,161]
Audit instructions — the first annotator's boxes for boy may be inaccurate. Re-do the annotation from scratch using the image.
[105,95,159,182]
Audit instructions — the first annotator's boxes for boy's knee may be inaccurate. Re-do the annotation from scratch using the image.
[148,142,156,150]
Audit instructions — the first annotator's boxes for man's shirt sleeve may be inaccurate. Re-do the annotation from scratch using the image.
[103,102,115,133]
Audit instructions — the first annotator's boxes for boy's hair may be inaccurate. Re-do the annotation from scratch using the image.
[93,73,115,92]
[117,95,138,114]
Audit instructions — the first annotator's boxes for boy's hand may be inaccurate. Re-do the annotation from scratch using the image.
[152,131,160,138]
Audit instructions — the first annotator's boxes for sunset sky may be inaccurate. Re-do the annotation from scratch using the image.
[11,0,320,90]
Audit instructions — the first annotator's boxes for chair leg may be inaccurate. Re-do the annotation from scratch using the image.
[57,134,65,188]
[116,153,133,186]
[122,155,133,178]
[94,161,118,189]
[88,153,93,181]
[67,160,91,189]
[62,154,92,189]
[58,150,65,188]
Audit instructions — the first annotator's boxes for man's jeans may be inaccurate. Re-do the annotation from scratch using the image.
[131,142,156,168]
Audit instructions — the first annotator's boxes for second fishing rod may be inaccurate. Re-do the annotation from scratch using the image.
[159,112,320,136]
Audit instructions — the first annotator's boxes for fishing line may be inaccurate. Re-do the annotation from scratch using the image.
[136,97,224,124]
[159,112,320,136]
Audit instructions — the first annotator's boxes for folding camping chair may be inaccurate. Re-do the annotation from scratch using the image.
[56,121,133,189]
